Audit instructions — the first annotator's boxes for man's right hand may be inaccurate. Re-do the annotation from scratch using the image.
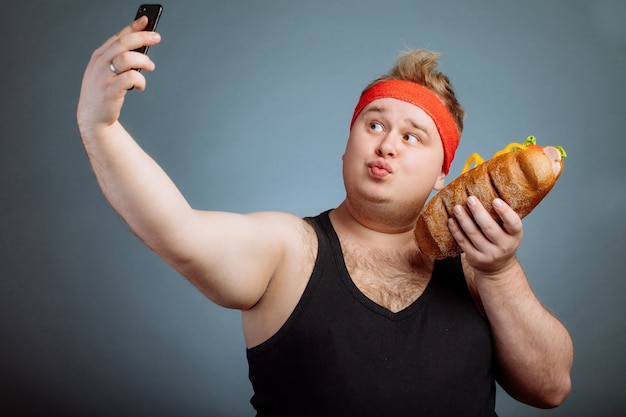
[77,16,161,135]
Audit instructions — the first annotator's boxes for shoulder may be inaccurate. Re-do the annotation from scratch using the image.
[228,211,316,249]
[245,211,318,278]
[249,211,317,247]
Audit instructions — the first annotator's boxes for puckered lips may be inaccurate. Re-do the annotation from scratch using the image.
[367,159,393,178]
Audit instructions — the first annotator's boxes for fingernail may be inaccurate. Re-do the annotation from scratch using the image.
[454,205,463,216]
[493,198,503,208]
[467,196,477,206]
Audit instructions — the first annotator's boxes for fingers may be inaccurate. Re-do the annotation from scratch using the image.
[454,197,521,240]
[448,196,523,271]
[107,34,160,72]
[94,16,161,75]
[77,17,159,128]
[94,17,160,93]
[491,198,523,236]
[109,69,148,92]
[99,16,151,53]
[109,49,157,76]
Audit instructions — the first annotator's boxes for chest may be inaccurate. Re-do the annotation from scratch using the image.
[341,244,433,313]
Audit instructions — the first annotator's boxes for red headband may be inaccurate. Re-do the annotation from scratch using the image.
[350,79,459,175]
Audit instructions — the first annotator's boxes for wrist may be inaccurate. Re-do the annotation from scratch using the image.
[78,118,120,143]
[474,256,521,283]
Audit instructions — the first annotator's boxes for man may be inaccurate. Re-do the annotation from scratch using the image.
[77,16,573,416]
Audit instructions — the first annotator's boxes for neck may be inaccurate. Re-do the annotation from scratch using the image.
[330,200,418,247]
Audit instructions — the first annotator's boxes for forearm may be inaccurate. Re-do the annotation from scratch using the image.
[80,121,194,256]
[475,259,573,408]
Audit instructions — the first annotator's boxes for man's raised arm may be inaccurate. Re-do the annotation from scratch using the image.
[77,17,286,310]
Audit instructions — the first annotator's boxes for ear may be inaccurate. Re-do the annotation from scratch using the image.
[341,136,349,161]
[433,170,446,191]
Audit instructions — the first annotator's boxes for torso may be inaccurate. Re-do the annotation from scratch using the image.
[242,209,440,347]
[245,211,496,417]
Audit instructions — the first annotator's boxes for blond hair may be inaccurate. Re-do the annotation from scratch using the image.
[363,50,465,137]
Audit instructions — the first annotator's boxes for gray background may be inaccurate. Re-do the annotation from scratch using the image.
[1,0,625,416]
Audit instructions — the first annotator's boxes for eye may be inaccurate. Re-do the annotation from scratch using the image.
[369,122,384,132]
[405,133,420,143]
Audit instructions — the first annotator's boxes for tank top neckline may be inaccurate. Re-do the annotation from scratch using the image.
[318,210,437,321]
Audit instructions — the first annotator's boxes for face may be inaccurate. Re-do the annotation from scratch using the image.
[342,97,446,222]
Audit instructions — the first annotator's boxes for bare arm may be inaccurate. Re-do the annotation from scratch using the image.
[77,17,288,309]
[451,196,573,408]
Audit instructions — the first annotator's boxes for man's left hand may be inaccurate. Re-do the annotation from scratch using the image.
[448,196,523,276]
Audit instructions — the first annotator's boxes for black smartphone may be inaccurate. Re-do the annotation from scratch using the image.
[133,4,163,55]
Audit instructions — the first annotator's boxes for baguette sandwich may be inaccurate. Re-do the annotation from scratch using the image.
[414,136,566,259]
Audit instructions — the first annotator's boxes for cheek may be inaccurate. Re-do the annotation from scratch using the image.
[404,153,443,182]
[420,148,444,173]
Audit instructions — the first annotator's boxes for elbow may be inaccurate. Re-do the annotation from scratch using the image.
[501,369,572,409]
[542,375,572,409]
[529,373,572,409]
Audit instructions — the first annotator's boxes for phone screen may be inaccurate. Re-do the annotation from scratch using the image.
[133,4,163,55]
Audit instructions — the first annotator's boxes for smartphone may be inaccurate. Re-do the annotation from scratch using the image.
[133,4,163,55]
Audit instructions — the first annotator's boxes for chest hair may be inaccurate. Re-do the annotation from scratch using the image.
[341,240,433,313]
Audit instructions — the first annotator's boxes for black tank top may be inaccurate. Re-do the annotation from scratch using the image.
[246,211,496,416]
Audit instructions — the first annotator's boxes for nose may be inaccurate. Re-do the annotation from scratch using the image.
[376,134,397,158]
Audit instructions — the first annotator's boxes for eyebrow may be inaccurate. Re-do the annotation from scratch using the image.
[406,118,431,136]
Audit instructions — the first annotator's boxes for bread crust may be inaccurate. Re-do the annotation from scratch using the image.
[414,147,562,259]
